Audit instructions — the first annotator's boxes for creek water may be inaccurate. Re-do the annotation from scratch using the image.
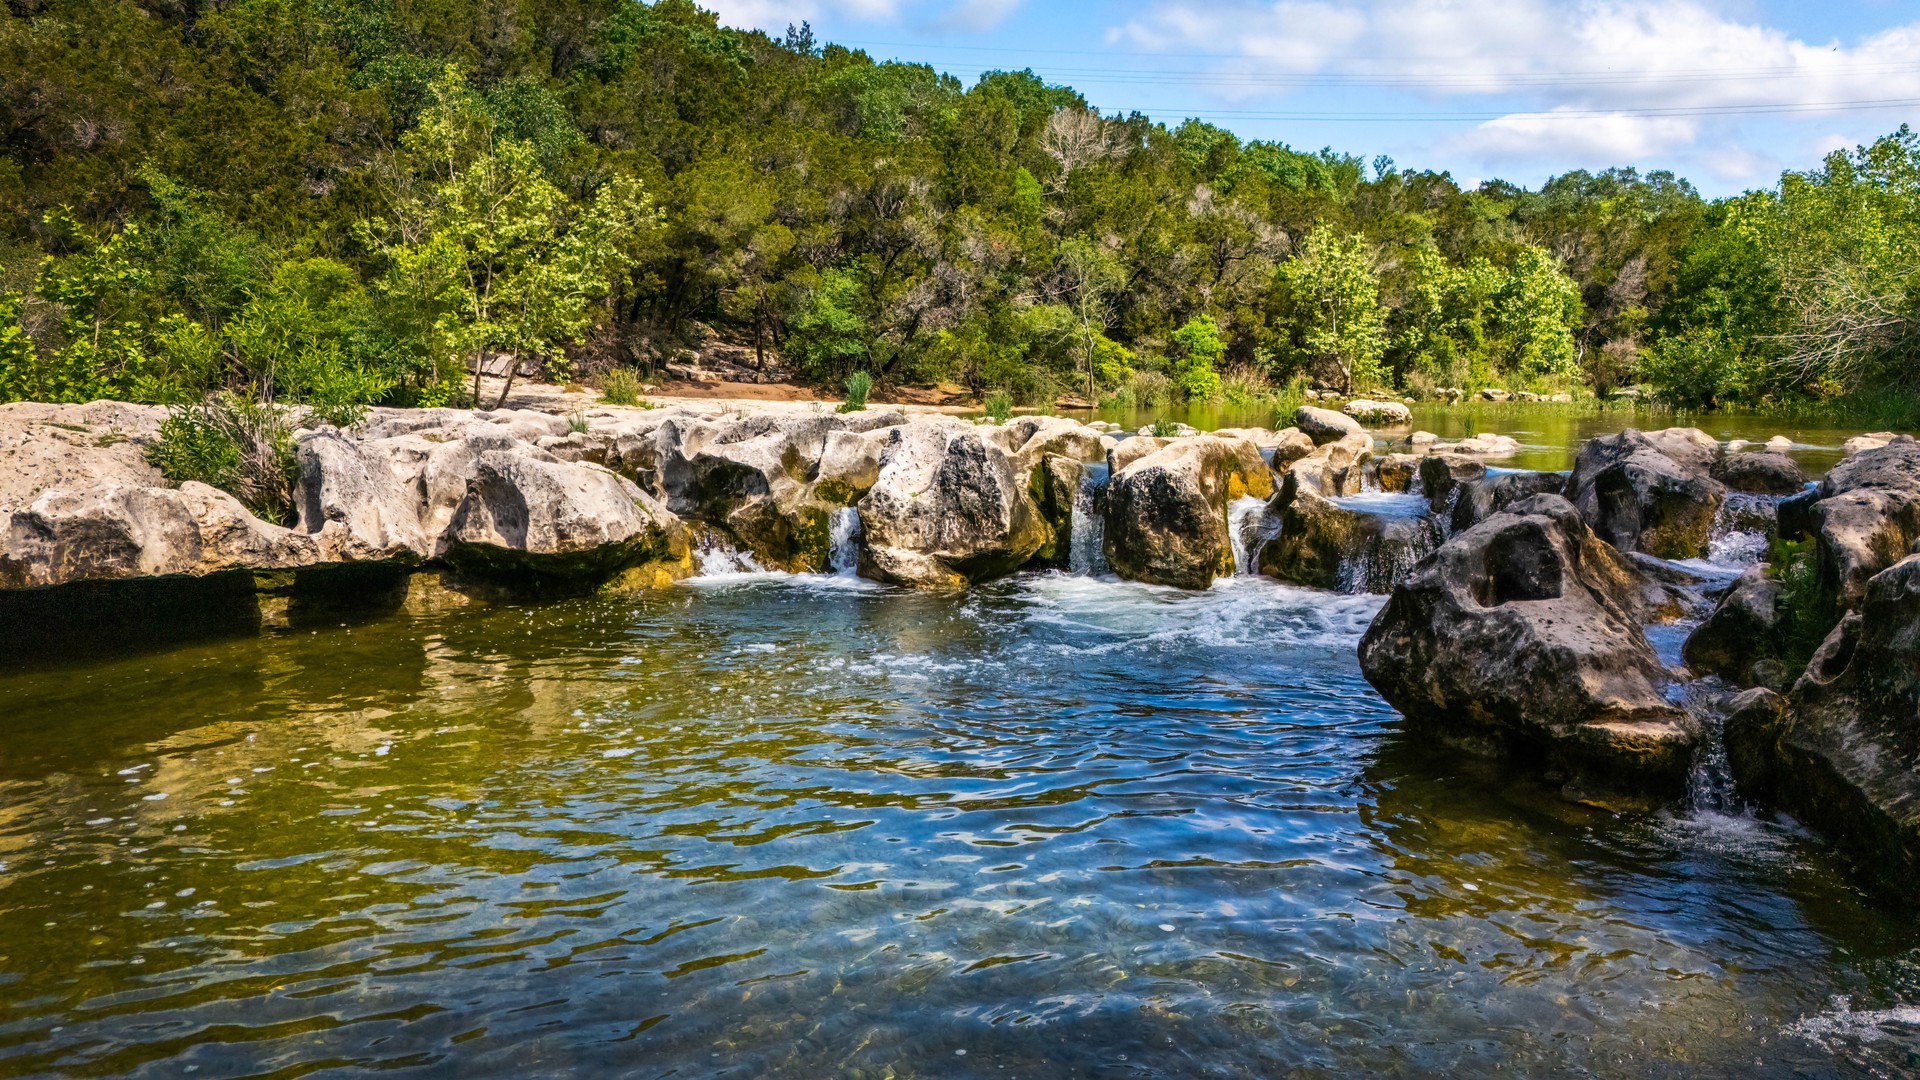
[1080,401,1868,474]
[3,570,1919,1077]
[4,418,1920,1077]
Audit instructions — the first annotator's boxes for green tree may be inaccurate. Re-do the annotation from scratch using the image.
[1280,226,1387,393]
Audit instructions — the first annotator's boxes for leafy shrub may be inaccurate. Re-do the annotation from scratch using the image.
[147,394,297,523]
[840,370,872,413]
[1220,365,1274,408]
[983,390,1012,423]
[600,367,644,406]
[1769,537,1838,671]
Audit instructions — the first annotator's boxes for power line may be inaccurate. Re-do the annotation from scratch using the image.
[1097,98,1920,123]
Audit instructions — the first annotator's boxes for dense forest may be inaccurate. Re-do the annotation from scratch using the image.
[3,0,1918,421]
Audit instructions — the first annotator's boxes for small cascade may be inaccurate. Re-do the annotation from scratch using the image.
[828,507,863,577]
[1068,462,1110,575]
[693,531,762,576]
[1704,492,1784,570]
[1336,515,1444,594]
[1228,496,1270,575]
[1679,680,1743,816]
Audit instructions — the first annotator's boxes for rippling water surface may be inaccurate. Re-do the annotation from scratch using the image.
[3,571,1919,1077]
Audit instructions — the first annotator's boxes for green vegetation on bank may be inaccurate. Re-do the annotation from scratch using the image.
[1,0,1916,424]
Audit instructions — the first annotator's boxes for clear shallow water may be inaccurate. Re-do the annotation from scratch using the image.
[2,573,1919,1077]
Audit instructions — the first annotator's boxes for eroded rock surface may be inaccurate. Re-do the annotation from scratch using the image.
[1104,435,1275,589]
[1358,494,1698,795]
[1564,427,1726,558]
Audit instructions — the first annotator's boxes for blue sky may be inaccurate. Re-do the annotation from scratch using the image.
[702,0,1920,196]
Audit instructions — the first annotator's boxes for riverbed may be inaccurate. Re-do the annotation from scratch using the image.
[2,559,1918,1076]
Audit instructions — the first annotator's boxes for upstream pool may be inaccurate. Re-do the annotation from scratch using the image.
[1,568,1917,1077]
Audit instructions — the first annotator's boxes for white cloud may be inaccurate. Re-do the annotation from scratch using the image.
[1451,110,1697,162]
[1105,1,1920,184]
[705,0,1023,33]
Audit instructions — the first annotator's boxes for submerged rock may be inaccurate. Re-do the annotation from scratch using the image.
[1358,494,1699,796]
[1103,435,1275,589]
[1564,427,1726,559]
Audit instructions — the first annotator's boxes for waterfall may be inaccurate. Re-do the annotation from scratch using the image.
[1068,462,1110,575]
[1704,492,1781,569]
[693,531,762,576]
[828,507,863,577]
[1228,496,1269,576]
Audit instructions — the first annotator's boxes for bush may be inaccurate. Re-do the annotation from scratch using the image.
[1220,365,1274,407]
[1152,417,1178,437]
[983,389,1012,423]
[147,394,297,523]
[839,370,872,412]
[600,367,643,406]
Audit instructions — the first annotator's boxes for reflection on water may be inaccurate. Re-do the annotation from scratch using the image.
[1075,401,1867,474]
[1,573,1917,1077]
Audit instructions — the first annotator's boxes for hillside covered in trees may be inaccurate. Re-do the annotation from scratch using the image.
[2,0,1918,420]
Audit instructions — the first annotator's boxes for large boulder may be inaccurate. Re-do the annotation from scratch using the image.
[1711,450,1807,495]
[1798,439,1920,606]
[1358,494,1699,796]
[1261,432,1433,592]
[442,448,690,590]
[1344,399,1412,426]
[1448,470,1568,534]
[1564,427,1726,558]
[1681,564,1789,689]
[856,417,1053,588]
[1103,435,1275,589]
[1729,556,1920,895]
[1293,406,1365,446]
[0,481,324,589]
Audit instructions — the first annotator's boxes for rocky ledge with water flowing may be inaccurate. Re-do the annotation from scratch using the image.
[14,399,1920,888]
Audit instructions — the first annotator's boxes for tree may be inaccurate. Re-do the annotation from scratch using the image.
[372,69,654,409]
[1055,236,1124,401]
[1280,226,1387,393]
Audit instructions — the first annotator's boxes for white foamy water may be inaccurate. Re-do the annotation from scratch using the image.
[829,506,863,577]
[1227,496,1269,575]
[1068,462,1109,576]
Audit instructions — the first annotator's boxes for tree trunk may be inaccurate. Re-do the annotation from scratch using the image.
[471,349,487,409]
[492,357,519,410]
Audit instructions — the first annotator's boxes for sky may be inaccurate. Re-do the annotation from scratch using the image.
[700,0,1920,196]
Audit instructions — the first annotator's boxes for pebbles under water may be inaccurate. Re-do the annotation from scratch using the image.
[0,571,1915,1077]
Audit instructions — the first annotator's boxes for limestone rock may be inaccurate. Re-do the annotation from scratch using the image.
[1357,494,1699,795]
[1730,556,1920,893]
[1564,427,1726,558]
[1800,439,1920,606]
[1681,565,1788,688]
[1344,399,1412,426]
[856,417,1052,588]
[1293,406,1365,446]
[1711,450,1808,495]
[1447,470,1568,534]
[442,449,689,588]
[1103,435,1276,589]
[0,481,325,588]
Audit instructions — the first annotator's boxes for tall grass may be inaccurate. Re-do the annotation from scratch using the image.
[600,368,644,406]
[839,370,873,413]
